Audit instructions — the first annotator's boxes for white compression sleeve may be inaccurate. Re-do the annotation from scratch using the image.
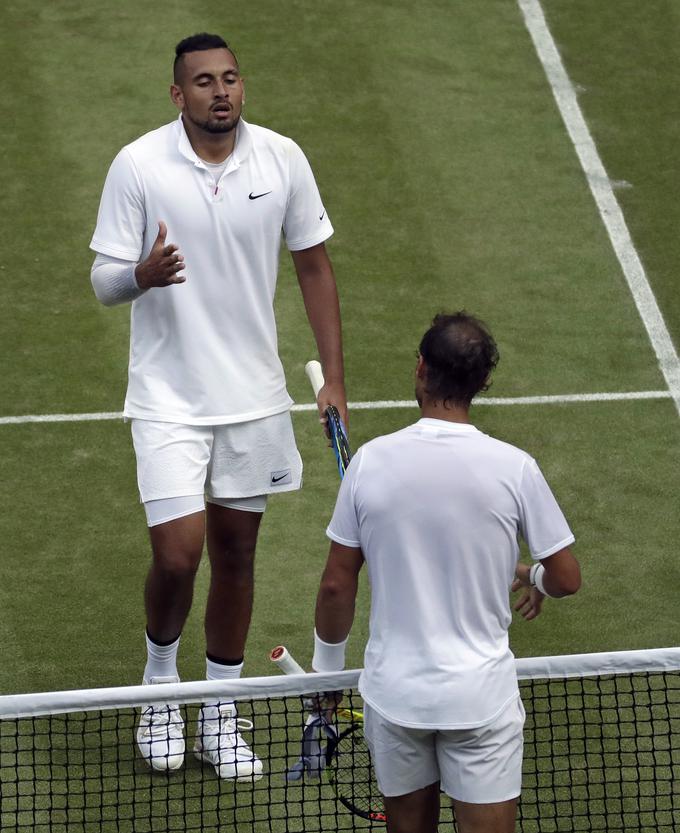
[90,252,144,306]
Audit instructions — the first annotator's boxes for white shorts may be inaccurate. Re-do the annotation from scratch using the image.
[363,696,525,803]
[131,412,303,504]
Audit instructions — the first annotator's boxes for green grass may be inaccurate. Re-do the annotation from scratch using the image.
[3,400,679,694]
[1,1,680,830]
[0,701,373,833]
[542,0,680,347]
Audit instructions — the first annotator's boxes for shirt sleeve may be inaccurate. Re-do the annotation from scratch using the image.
[518,457,575,560]
[283,140,334,251]
[326,450,362,548]
[89,148,146,260]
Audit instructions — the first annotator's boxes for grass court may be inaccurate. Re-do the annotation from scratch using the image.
[1,0,678,724]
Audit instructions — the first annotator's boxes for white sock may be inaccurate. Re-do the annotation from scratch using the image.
[206,657,244,682]
[143,631,180,683]
[204,657,243,712]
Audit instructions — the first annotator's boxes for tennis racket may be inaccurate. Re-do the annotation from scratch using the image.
[305,360,352,479]
[325,712,387,822]
[270,645,386,823]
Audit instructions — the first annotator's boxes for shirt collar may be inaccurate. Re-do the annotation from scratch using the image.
[175,115,252,168]
[416,417,479,433]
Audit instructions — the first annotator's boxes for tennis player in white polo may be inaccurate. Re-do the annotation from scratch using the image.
[312,312,581,833]
[89,33,346,779]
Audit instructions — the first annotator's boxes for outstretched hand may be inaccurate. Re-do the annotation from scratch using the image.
[134,221,186,289]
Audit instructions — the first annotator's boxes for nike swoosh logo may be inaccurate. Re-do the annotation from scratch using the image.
[271,474,288,483]
[319,210,326,221]
[249,191,272,200]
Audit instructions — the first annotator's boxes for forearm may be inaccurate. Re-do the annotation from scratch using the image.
[529,561,580,598]
[314,576,357,644]
[515,548,581,599]
[294,248,344,384]
[300,274,344,380]
[313,587,354,672]
[313,544,362,671]
[90,253,144,306]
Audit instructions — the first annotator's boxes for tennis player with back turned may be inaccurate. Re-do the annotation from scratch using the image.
[312,312,581,833]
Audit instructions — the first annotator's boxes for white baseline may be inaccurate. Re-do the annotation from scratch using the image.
[0,390,671,426]
[518,0,680,417]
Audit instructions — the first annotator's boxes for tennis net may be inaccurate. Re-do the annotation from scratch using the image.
[0,647,678,832]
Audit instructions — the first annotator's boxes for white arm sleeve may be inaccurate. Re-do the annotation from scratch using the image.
[90,253,145,306]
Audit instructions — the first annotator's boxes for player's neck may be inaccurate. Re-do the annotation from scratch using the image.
[182,117,237,163]
[420,400,470,424]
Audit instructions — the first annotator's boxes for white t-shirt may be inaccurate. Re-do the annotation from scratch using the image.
[90,117,333,424]
[327,418,575,730]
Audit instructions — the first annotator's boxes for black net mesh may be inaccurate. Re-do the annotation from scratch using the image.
[1,667,678,831]
[519,671,680,832]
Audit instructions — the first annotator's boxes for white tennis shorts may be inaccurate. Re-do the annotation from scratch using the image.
[131,412,303,505]
[363,696,525,803]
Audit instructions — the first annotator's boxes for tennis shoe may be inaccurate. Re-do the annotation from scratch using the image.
[136,675,185,771]
[194,702,263,781]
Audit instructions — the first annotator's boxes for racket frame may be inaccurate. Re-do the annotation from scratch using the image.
[305,359,352,479]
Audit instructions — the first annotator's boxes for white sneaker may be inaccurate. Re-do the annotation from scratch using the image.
[194,702,263,781]
[136,676,185,771]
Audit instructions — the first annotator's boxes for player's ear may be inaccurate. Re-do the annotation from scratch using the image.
[415,354,427,379]
[170,84,184,110]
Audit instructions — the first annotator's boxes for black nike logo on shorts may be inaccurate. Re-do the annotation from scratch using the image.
[271,468,292,486]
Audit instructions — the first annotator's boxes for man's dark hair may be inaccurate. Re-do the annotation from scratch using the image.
[173,34,237,82]
[418,312,499,406]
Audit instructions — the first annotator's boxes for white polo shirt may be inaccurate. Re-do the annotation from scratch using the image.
[90,117,333,424]
[327,418,575,730]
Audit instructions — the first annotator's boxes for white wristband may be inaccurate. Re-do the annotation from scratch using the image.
[529,563,552,597]
[312,629,348,672]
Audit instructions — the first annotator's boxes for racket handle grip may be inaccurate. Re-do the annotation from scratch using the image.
[270,645,306,675]
[305,360,325,398]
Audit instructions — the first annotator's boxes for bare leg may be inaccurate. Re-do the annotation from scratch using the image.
[383,782,440,833]
[204,503,263,659]
[453,797,517,833]
[144,511,205,642]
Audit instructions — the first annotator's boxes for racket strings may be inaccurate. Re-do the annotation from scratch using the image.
[330,725,383,820]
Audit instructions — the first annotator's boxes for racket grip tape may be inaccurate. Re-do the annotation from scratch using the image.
[305,360,325,398]
[270,645,306,675]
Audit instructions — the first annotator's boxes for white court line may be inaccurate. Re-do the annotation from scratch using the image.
[518,0,680,417]
[0,390,671,425]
